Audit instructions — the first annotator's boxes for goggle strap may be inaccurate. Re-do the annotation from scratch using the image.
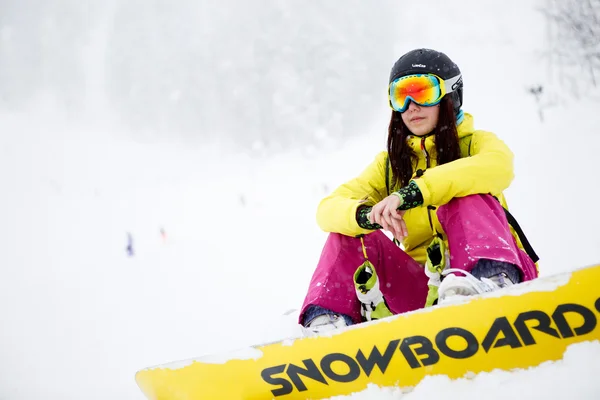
[443,74,462,94]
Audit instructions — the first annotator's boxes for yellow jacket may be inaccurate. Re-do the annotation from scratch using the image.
[316,113,515,265]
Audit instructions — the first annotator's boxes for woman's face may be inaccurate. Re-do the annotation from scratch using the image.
[400,101,440,136]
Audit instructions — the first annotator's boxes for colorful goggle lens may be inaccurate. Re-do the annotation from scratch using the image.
[389,73,458,112]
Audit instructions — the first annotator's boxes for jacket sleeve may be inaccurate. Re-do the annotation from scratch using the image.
[413,130,514,206]
[316,151,389,236]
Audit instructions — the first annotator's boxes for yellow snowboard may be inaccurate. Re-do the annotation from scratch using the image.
[136,263,600,399]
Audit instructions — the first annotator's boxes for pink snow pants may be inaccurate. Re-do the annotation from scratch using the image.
[299,194,538,325]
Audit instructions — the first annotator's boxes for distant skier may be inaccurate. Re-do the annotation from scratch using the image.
[299,48,539,334]
[126,232,134,257]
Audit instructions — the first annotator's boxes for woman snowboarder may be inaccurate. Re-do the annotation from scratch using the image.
[299,48,539,334]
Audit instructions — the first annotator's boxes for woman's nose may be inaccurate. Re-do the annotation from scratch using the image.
[406,100,420,111]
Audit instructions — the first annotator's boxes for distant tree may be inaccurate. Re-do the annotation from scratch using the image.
[106,0,398,152]
[0,1,92,111]
[0,1,399,152]
[541,0,600,97]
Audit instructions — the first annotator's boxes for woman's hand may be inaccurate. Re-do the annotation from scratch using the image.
[368,195,408,240]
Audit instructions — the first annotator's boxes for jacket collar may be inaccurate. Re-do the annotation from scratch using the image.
[456,112,474,139]
[406,112,474,150]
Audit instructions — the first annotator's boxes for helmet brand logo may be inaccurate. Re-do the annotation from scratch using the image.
[412,64,426,68]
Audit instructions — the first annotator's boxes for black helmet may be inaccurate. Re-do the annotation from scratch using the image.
[389,48,463,112]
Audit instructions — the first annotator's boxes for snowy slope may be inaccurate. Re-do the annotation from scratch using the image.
[1,0,600,399]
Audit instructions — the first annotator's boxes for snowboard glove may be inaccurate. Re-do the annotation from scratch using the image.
[424,236,448,307]
[354,261,393,321]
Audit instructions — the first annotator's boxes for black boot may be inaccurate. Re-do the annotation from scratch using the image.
[471,259,521,288]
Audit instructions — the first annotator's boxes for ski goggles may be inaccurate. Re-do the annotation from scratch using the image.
[388,73,462,113]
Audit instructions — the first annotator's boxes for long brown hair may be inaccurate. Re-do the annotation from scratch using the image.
[386,96,461,189]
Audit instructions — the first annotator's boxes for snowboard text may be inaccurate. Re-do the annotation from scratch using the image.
[261,298,600,397]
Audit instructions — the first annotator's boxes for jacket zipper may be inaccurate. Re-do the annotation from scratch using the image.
[420,137,431,168]
[420,137,437,236]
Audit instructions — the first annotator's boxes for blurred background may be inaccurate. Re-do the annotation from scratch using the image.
[0,0,599,399]
[3,0,596,152]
